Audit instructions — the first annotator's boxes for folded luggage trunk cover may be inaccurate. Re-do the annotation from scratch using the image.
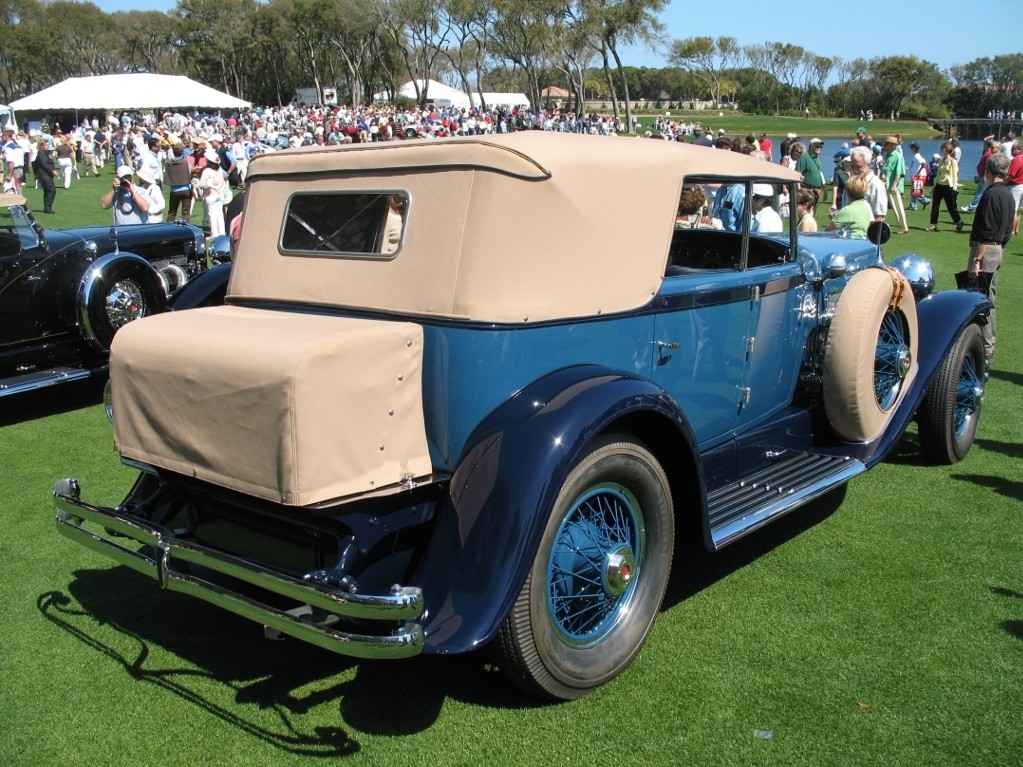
[110,305,432,506]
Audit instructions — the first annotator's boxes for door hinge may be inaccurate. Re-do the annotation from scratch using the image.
[738,386,752,407]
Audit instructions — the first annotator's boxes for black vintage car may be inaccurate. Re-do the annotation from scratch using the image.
[0,194,207,396]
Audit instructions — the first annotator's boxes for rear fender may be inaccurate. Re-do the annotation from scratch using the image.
[413,364,700,654]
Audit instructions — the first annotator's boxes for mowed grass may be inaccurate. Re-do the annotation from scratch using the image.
[1,161,1021,767]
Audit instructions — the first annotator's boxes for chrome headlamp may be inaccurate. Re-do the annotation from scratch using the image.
[889,254,935,300]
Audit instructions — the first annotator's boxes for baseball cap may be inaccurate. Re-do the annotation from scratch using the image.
[116,165,134,178]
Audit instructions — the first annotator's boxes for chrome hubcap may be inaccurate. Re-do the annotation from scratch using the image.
[602,545,636,598]
[105,279,146,328]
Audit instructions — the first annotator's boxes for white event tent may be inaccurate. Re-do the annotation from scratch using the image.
[10,73,251,112]
[380,79,530,110]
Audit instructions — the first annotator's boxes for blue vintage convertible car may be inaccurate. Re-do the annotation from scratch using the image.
[53,132,988,700]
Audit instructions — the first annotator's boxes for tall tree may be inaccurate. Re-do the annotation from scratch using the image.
[326,0,381,105]
[868,55,945,115]
[45,1,120,77]
[582,0,666,130]
[0,0,57,101]
[490,0,559,111]
[667,35,738,107]
[275,0,337,102]
[438,0,494,109]
[376,0,452,107]
[114,10,180,74]
[176,0,259,98]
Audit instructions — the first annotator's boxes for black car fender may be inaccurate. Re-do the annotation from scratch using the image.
[169,262,232,310]
[412,364,703,654]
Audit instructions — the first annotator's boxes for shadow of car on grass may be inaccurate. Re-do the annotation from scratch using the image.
[37,486,846,750]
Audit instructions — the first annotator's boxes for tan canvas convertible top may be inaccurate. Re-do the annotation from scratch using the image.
[234,133,802,324]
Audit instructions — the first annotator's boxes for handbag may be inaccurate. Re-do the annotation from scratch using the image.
[954,270,992,297]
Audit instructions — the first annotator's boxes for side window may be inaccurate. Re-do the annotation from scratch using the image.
[1,205,38,249]
[667,179,793,275]
[280,191,408,257]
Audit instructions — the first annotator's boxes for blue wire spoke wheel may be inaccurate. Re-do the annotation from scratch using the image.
[495,437,674,700]
[546,483,643,646]
[874,308,913,412]
[920,323,985,464]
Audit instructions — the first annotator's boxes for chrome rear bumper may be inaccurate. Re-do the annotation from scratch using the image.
[53,478,424,659]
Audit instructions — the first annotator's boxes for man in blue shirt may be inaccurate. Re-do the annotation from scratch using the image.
[711,183,746,232]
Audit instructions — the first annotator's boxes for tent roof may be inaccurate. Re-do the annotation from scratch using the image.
[395,80,471,108]
[10,74,251,112]
[471,92,530,108]
[378,80,530,110]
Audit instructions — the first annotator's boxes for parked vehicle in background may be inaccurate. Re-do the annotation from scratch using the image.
[54,133,989,700]
[1,194,207,396]
[0,104,16,130]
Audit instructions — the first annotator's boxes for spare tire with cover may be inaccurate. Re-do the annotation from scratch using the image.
[823,267,918,443]
[79,254,167,351]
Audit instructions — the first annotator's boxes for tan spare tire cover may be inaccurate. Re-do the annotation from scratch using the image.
[823,267,919,443]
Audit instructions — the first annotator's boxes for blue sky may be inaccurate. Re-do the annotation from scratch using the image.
[102,0,1012,75]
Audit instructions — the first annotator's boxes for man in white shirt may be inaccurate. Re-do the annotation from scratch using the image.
[751,184,782,233]
[846,145,888,220]
[137,135,163,187]
[1001,132,1015,157]
[3,128,25,190]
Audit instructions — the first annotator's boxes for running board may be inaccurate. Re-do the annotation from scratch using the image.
[708,451,865,549]
[0,366,93,397]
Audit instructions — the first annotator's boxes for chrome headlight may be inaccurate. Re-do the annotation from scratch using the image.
[209,234,232,265]
[890,254,935,300]
[192,230,206,258]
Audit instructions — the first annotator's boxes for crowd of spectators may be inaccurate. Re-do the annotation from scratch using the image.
[6,102,1022,245]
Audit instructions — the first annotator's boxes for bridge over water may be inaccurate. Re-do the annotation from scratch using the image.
[930,117,1023,140]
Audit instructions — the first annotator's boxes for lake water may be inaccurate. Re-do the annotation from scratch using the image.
[766,135,986,182]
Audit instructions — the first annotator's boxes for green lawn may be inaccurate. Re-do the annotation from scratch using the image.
[1,164,1020,766]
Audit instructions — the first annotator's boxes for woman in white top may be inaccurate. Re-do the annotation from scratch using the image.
[199,149,226,237]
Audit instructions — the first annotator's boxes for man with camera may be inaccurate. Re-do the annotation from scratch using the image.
[100,164,163,225]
